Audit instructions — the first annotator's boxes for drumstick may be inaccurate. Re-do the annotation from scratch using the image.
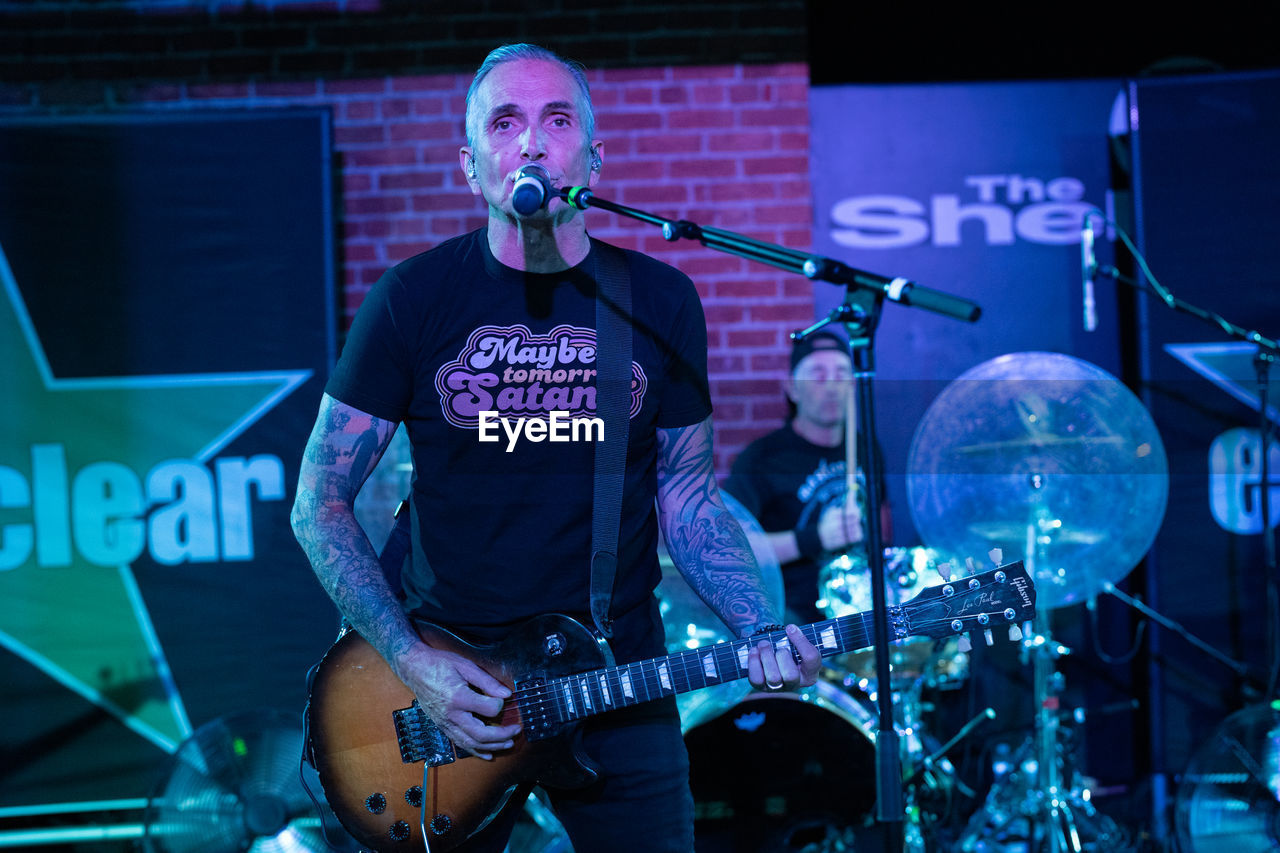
[844,386,857,495]
[843,384,859,546]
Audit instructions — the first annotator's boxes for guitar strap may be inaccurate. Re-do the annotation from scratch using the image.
[590,241,631,640]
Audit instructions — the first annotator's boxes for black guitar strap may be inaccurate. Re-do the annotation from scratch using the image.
[590,242,631,639]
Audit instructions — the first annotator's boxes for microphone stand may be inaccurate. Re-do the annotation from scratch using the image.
[559,185,981,852]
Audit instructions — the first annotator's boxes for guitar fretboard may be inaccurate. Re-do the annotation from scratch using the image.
[519,612,880,730]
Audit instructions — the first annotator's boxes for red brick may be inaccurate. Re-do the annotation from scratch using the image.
[623,85,656,105]
[749,302,815,324]
[742,63,807,79]
[380,171,445,190]
[346,195,407,215]
[635,133,702,154]
[669,158,737,179]
[342,100,379,121]
[672,65,737,81]
[392,74,463,92]
[703,304,747,326]
[335,125,387,145]
[741,106,808,127]
[750,352,791,372]
[754,203,812,225]
[620,184,688,206]
[681,255,746,277]
[714,279,782,299]
[743,155,808,176]
[410,191,480,212]
[716,376,789,399]
[611,159,666,181]
[692,84,727,105]
[344,147,419,167]
[707,130,773,152]
[343,173,374,193]
[327,78,388,95]
[392,218,429,237]
[668,109,735,129]
[704,181,776,203]
[389,122,455,141]
[608,111,664,131]
[254,81,320,98]
[189,82,250,99]
[408,96,448,115]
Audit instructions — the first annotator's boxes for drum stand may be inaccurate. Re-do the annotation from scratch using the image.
[955,612,1128,852]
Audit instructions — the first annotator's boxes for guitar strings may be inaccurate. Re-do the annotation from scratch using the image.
[503,606,1010,720]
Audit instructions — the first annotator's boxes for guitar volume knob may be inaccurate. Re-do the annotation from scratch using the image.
[389,820,411,842]
[365,792,387,815]
[405,785,423,808]
[429,813,453,836]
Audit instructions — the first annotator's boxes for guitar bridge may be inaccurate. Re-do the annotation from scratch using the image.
[393,701,456,767]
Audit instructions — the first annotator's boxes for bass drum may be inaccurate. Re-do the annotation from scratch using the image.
[656,491,786,730]
[684,680,882,852]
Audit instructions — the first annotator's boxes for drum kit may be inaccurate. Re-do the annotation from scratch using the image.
[654,351,1171,853]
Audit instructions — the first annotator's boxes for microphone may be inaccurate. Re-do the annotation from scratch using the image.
[512,164,553,216]
[1081,214,1098,332]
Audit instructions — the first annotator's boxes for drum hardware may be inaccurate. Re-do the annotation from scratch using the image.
[906,352,1171,851]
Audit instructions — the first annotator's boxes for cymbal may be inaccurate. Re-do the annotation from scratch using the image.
[906,351,1168,610]
[967,521,1106,546]
[956,435,1125,454]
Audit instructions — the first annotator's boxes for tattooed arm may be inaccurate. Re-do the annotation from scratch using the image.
[656,416,820,691]
[292,393,519,757]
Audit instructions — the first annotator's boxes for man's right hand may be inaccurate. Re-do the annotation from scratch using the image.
[393,643,522,760]
[817,498,864,552]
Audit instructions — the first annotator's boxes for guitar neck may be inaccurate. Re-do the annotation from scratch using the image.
[525,613,873,727]
[519,560,1033,736]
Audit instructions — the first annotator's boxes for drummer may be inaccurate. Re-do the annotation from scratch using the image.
[724,331,892,624]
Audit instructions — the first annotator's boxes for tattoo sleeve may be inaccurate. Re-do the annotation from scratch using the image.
[291,394,419,671]
[656,416,780,637]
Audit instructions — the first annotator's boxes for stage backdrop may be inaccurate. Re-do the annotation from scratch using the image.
[0,111,338,807]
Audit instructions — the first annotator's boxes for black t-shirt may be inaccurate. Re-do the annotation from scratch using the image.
[326,228,711,660]
[723,426,870,623]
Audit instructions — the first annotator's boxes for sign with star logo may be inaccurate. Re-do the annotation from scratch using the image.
[0,112,340,805]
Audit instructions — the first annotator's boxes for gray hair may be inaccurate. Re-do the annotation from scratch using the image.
[464,44,596,148]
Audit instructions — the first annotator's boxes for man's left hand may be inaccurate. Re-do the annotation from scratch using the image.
[746,624,821,693]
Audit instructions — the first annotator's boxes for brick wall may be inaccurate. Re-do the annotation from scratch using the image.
[0,1,806,89]
[4,61,815,475]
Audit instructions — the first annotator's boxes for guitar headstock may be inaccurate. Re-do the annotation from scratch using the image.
[898,560,1036,646]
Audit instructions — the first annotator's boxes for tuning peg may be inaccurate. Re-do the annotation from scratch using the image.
[1007,624,1023,642]
[988,548,1003,565]
[958,634,972,653]
[984,628,994,646]
[936,561,953,581]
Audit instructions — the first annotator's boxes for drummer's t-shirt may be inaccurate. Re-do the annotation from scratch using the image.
[723,426,874,623]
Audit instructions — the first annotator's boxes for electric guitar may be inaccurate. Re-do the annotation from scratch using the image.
[305,561,1036,851]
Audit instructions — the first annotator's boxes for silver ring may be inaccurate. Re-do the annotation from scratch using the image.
[765,680,784,691]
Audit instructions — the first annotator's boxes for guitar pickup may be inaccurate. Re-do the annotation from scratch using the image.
[393,701,456,767]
